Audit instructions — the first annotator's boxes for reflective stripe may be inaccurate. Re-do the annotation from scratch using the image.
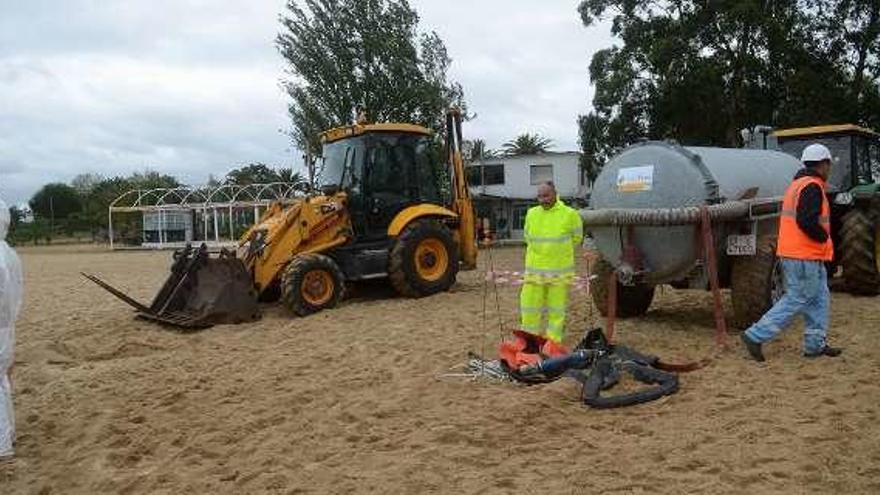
[520,305,567,313]
[525,234,573,244]
[525,267,574,275]
[780,209,830,224]
[519,306,545,313]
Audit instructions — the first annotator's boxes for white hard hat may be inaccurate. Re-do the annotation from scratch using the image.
[801,143,832,163]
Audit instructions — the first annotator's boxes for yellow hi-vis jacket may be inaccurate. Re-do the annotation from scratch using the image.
[524,198,583,277]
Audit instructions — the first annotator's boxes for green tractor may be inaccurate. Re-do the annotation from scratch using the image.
[772,125,880,294]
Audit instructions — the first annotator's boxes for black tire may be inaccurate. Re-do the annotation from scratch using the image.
[389,219,459,297]
[590,258,655,317]
[280,254,345,316]
[839,208,880,295]
[730,236,782,329]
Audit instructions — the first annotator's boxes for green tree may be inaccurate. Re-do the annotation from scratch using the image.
[465,139,497,162]
[276,0,465,155]
[29,183,82,220]
[276,167,309,191]
[805,0,880,129]
[71,173,104,197]
[501,133,553,155]
[224,163,281,185]
[577,0,880,154]
[128,170,180,190]
[577,113,609,186]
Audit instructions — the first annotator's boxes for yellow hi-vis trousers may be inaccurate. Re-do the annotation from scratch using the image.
[520,275,572,343]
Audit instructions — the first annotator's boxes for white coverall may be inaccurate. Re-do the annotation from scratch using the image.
[0,199,23,457]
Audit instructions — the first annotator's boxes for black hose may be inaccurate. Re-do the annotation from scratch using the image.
[581,359,679,409]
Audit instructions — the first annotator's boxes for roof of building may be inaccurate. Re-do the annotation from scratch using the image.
[471,151,581,165]
[320,123,432,143]
[774,124,879,139]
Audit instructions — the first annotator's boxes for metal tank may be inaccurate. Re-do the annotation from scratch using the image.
[587,141,802,285]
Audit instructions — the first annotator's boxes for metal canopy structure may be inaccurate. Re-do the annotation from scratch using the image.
[108,182,304,250]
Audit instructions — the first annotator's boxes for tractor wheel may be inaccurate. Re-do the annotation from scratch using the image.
[281,253,345,316]
[840,208,880,295]
[389,219,459,297]
[730,236,783,329]
[590,258,655,317]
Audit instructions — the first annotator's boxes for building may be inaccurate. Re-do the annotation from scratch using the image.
[468,151,588,240]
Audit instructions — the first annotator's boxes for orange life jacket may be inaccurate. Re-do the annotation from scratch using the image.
[777,176,833,261]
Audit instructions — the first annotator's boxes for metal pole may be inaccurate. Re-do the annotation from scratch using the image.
[700,206,728,348]
[213,208,219,244]
[108,207,114,250]
[229,205,234,241]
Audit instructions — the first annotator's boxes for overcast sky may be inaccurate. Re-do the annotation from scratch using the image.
[0,0,613,206]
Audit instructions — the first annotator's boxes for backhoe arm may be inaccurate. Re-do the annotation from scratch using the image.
[446,108,477,270]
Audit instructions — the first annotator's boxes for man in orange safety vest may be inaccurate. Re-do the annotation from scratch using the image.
[741,143,843,361]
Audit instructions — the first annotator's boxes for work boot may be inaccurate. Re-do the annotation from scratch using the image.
[804,346,843,358]
[741,333,765,362]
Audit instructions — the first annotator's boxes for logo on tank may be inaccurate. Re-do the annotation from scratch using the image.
[617,165,654,192]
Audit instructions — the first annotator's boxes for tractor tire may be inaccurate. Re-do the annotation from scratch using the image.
[839,208,880,295]
[590,258,655,317]
[730,236,782,329]
[389,219,459,297]
[281,253,345,316]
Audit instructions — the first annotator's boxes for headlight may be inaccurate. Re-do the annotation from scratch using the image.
[834,192,853,205]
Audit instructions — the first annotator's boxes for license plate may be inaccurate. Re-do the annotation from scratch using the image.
[727,234,756,256]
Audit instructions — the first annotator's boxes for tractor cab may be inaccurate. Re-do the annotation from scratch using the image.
[773,124,880,295]
[319,123,447,240]
[774,124,880,194]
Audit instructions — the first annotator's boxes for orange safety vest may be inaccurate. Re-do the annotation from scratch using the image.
[777,176,833,261]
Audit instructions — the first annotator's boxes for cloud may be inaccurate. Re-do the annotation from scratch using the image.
[0,0,613,205]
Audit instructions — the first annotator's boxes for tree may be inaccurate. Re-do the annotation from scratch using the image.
[576,0,880,160]
[276,167,309,191]
[224,163,281,185]
[29,183,82,220]
[71,173,104,197]
[577,113,609,186]
[805,0,880,129]
[575,0,880,182]
[501,133,553,155]
[128,170,180,190]
[276,0,465,155]
[465,139,497,162]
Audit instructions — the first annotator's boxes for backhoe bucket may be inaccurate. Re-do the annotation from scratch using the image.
[83,244,260,329]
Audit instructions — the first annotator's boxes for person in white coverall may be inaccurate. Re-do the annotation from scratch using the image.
[0,198,23,458]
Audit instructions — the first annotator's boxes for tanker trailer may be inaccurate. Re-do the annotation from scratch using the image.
[582,141,802,328]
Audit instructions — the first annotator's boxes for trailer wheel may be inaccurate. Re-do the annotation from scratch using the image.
[730,236,782,329]
[281,254,345,316]
[839,208,880,295]
[590,258,655,317]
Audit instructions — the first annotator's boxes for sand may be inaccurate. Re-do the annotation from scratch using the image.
[1,244,879,494]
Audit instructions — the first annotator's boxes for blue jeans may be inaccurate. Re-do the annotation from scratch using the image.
[745,258,829,354]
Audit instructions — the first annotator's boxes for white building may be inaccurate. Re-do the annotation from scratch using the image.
[468,151,589,240]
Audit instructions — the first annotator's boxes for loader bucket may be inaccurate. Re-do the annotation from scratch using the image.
[83,244,260,329]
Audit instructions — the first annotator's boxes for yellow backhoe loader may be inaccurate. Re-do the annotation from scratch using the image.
[85,109,477,328]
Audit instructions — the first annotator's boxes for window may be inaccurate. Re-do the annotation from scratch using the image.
[512,205,529,231]
[483,164,504,185]
[530,164,553,185]
[467,164,505,186]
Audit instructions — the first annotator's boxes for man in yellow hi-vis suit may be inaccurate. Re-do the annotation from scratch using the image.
[520,182,583,343]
